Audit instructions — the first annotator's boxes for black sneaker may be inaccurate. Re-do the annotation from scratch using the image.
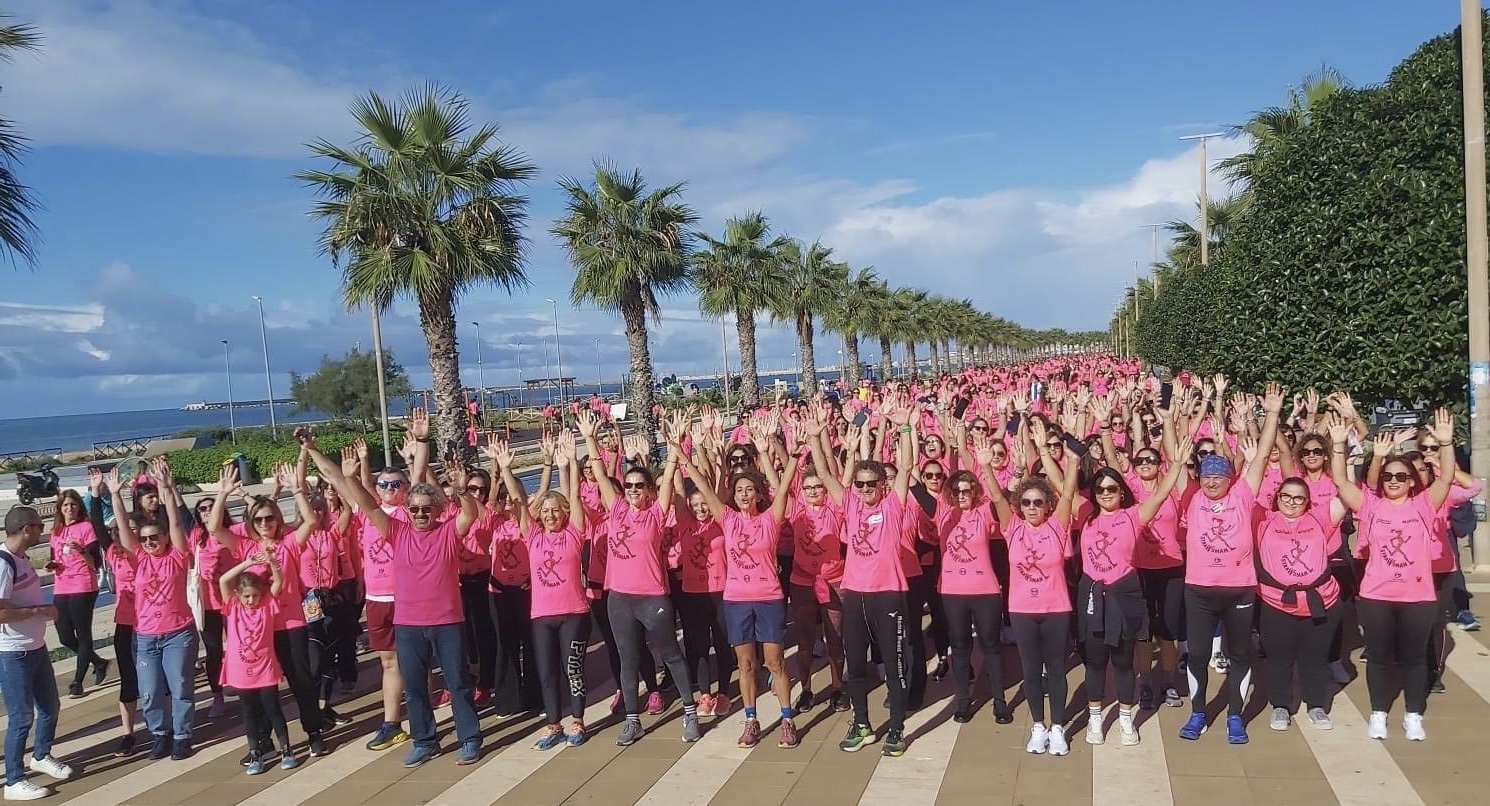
[171,738,193,760]
[830,689,851,712]
[309,733,330,757]
[1430,677,1447,694]
[67,683,84,699]
[148,734,172,760]
[992,700,1014,724]
[322,707,353,727]
[953,705,974,723]
[794,690,814,713]
[93,659,111,687]
[931,657,949,681]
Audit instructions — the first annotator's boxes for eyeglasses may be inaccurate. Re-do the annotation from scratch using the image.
[1133,455,1160,466]
[1276,493,1308,505]
[251,515,277,524]
[727,455,750,464]
[922,472,945,480]
[139,533,163,542]
[1196,449,1216,457]
[622,481,649,490]
[1300,447,1327,457]
[407,505,435,515]
[1420,443,1440,451]
[954,487,976,496]
[196,503,213,511]
[1095,484,1122,495]
[1381,471,1414,484]
[1045,441,1062,449]
[1019,498,1048,507]
[376,480,406,490]
[852,479,881,489]
[465,485,489,494]
[802,484,825,491]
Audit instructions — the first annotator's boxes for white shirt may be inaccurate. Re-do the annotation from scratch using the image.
[0,546,48,652]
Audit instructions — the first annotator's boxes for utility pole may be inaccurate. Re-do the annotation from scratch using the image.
[1180,132,1225,267]
[1461,0,1490,569]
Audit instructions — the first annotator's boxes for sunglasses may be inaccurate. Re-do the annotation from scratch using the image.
[1381,471,1414,484]
[376,480,406,490]
[852,479,881,489]
[139,533,163,542]
[923,472,945,480]
[1095,484,1122,495]
[622,481,649,490]
[1045,441,1063,449]
[1133,455,1160,466]
[1300,447,1327,457]
[1196,449,1216,457]
[196,503,213,511]
[954,487,976,496]
[252,515,277,524]
[407,505,436,515]
[1276,493,1308,505]
[1420,443,1440,451]
[465,485,489,494]
[1019,498,1048,507]
[727,455,750,464]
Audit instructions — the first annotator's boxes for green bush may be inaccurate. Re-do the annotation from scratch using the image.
[164,425,405,484]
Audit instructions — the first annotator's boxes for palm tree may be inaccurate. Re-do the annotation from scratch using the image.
[858,280,897,381]
[770,240,847,398]
[1164,193,1244,271]
[1218,66,1346,207]
[0,17,41,267]
[553,165,696,452]
[821,266,880,388]
[298,85,535,447]
[894,288,929,377]
[694,212,789,409]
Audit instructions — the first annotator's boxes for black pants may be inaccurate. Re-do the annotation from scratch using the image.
[532,614,591,721]
[904,573,933,704]
[942,593,1006,710]
[490,588,540,713]
[273,627,325,736]
[679,591,734,695]
[239,685,290,754]
[54,591,99,688]
[1428,571,1454,680]
[1357,598,1435,714]
[842,589,910,731]
[1083,635,1138,704]
[1326,561,1359,663]
[590,593,657,693]
[322,579,361,696]
[459,574,499,691]
[200,609,224,694]
[114,623,138,704]
[1259,602,1339,711]
[1184,585,1255,715]
[606,592,694,715]
[1011,613,1070,723]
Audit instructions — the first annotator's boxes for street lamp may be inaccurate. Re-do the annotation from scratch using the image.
[369,308,393,467]
[1460,0,1490,569]
[791,352,799,389]
[838,349,844,384]
[1179,132,1225,267]
[512,341,526,407]
[594,337,602,396]
[546,298,565,410]
[471,321,485,410]
[250,296,277,440]
[221,339,236,445]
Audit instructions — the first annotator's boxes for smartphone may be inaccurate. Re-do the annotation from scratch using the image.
[852,410,870,428]
[1159,381,1174,410]
[952,397,971,419]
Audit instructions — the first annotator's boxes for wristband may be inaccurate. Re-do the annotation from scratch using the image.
[417,437,434,445]
[900,426,912,434]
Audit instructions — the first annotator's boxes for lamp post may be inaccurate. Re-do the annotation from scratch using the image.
[1461,0,1490,569]
[1179,132,1225,267]
[370,308,393,467]
[719,317,733,414]
[594,337,602,396]
[471,321,485,411]
[250,296,277,440]
[221,339,236,444]
[838,349,845,384]
[512,341,526,407]
[546,298,565,411]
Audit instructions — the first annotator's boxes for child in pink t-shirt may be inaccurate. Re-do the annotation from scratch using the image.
[218,550,298,775]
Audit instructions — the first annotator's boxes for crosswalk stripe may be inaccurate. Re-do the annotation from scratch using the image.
[59,733,243,806]
[633,678,787,806]
[855,658,961,806]
[1292,685,1424,806]
[1443,632,1490,705]
[1090,706,1174,806]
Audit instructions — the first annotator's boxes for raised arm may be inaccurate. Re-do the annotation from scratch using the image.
[153,458,190,555]
[1327,413,1365,511]
[206,463,242,553]
[1243,382,1283,493]
[1425,408,1458,510]
[301,432,388,537]
[768,431,804,522]
[281,460,317,546]
[104,467,138,555]
[486,434,531,533]
[577,410,619,510]
[804,412,846,505]
[974,436,1014,530]
[446,464,481,537]
[1137,435,1194,525]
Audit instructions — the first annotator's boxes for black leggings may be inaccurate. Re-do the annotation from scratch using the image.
[606,592,694,715]
[1357,598,1435,714]
[319,581,361,698]
[201,609,224,694]
[1326,561,1359,663]
[532,614,591,721]
[1184,585,1255,715]
[460,574,498,691]
[590,594,657,693]
[1084,635,1138,704]
[842,589,910,731]
[239,685,290,754]
[904,574,933,704]
[678,591,734,695]
[54,591,100,688]
[491,588,541,712]
[114,623,138,704]
[1259,602,1339,711]
[274,627,325,736]
[1011,612,1071,724]
[1428,571,1454,679]
[942,593,1006,710]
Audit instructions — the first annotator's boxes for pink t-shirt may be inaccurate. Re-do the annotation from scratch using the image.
[1256,466,1284,511]
[50,522,99,595]
[1005,518,1074,614]
[132,546,194,636]
[489,515,530,589]
[357,506,408,600]
[674,509,726,594]
[788,500,845,588]
[841,493,910,594]
[195,531,234,612]
[1430,482,1481,573]
[1256,509,1340,616]
[222,596,282,689]
[603,500,669,597]
[461,509,497,577]
[109,548,137,627]
[1081,508,1141,584]
[722,509,783,602]
[297,528,341,591]
[235,537,306,632]
[1303,475,1343,555]
[934,504,1001,595]
[1182,479,1259,588]
[391,518,464,625]
[527,525,590,618]
[1353,491,1437,604]
[1126,474,1184,569]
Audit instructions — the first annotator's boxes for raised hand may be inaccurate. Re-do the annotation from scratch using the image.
[151,457,176,490]
[1325,412,1350,444]
[106,466,123,493]
[274,462,298,492]
[1304,388,1320,415]
[1261,381,1284,414]
[1326,391,1358,421]
[1089,396,1112,426]
[1238,436,1260,464]
[486,436,515,469]
[1371,429,1394,458]
[1430,407,1455,444]
[88,466,103,495]
[410,408,431,440]
[555,430,577,464]
[576,409,599,439]
[974,435,995,466]
[447,462,468,491]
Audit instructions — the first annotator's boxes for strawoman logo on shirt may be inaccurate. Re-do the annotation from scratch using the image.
[367,535,394,565]
[945,524,977,564]
[1377,527,1412,570]
[536,550,566,588]
[731,519,763,570]
[1280,538,1313,578]
[851,515,883,558]
[796,517,825,557]
[1197,513,1239,559]
[496,538,522,571]
[234,607,271,677]
[610,522,637,560]
[1086,527,1117,573]
[688,530,711,571]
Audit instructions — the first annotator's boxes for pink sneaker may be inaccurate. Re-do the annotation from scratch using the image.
[609,690,624,714]
[646,691,665,715]
[473,688,492,708]
[433,689,452,709]
[696,694,715,718]
[713,694,731,718]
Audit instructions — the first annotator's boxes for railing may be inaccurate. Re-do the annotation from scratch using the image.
[0,448,61,472]
[91,434,171,460]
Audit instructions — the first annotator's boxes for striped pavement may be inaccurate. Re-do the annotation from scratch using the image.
[6,604,1490,804]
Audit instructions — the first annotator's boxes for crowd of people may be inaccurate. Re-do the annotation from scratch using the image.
[0,354,1482,800]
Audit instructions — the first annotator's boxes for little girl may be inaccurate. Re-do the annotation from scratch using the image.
[218,549,298,775]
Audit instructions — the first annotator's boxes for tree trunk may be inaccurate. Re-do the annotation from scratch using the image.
[418,294,466,457]
[621,296,659,462]
[904,342,917,378]
[845,331,862,387]
[943,339,955,372]
[928,341,941,378]
[796,308,818,397]
[878,336,892,382]
[736,312,760,410]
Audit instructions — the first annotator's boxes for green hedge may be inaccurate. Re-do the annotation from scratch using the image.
[165,427,403,484]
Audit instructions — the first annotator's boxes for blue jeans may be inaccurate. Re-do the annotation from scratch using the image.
[136,626,199,740]
[395,623,480,748]
[0,648,60,785]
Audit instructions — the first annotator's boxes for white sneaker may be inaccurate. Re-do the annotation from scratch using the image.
[2,780,50,801]
[1118,712,1140,746]
[1210,652,1229,674]
[1367,711,1389,740]
[1269,707,1290,731]
[1047,725,1070,756]
[1403,712,1426,742]
[1085,719,1105,745]
[1306,707,1332,730]
[1025,723,1049,754]
[26,755,72,780]
[1330,661,1351,685]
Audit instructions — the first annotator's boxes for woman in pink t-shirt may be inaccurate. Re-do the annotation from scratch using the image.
[785,464,847,716]
[48,485,108,699]
[671,478,734,720]
[217,546,296,774]
[1330,405,1458,742]
[673,418,803,750]
[107,541,140,758]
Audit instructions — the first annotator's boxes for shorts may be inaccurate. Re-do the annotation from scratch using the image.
[723,599,787,646]
[1138,565,1184,642]
[365,599,396,652]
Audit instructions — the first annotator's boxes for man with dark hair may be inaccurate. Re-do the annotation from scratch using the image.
[1,506,72,800]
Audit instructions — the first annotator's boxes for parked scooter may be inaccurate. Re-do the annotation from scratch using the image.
[16,463,60,505]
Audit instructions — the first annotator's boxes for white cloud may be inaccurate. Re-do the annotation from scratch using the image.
[0,301,105,332]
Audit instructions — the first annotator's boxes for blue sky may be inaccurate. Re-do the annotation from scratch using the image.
[0,0,1468,417]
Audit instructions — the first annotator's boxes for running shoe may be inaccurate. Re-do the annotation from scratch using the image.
[456,739,481,765]
[880,728,907,757]
[695,693,715,718]
[1025,724,1049,754]
[309,733,329,757]
[1307,707,1332,730]
[245,756,268,776]
[1226,714,1248,745]
[433,689,452,709]
[93,658,111,687]
[322,707,352,727]
[737,718,762,748]
[1455,609,1482,631]
[280,750,302,771]
[681,713,701,743]
[1367,711,1388,740]
[1085,716,1105,745]
[535,728,566,751]
[1178,712,1207,741]
[402,743,440,768]
[1047,725,1070,756]
[366,722,409,751]
[609,690,625,715]
[617,720,644,746]
[829,690,850,712]
[566,724,587,747]
[473,688,492,708]
[1163,686,1184,708]
[1403,712,1426,742]
[1430,675,1446,694]
[778,718,800,749]
[1210,652,1229,674]
[713,694,731,718]
[1118,712,1140,746]
[839,722,876,752]
[794,689,814,713]
[645,691,666,715]
[67,683,84,699]
[1269,707,1290,731]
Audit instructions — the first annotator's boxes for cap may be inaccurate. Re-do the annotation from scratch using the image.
[1198,454,1233,478]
